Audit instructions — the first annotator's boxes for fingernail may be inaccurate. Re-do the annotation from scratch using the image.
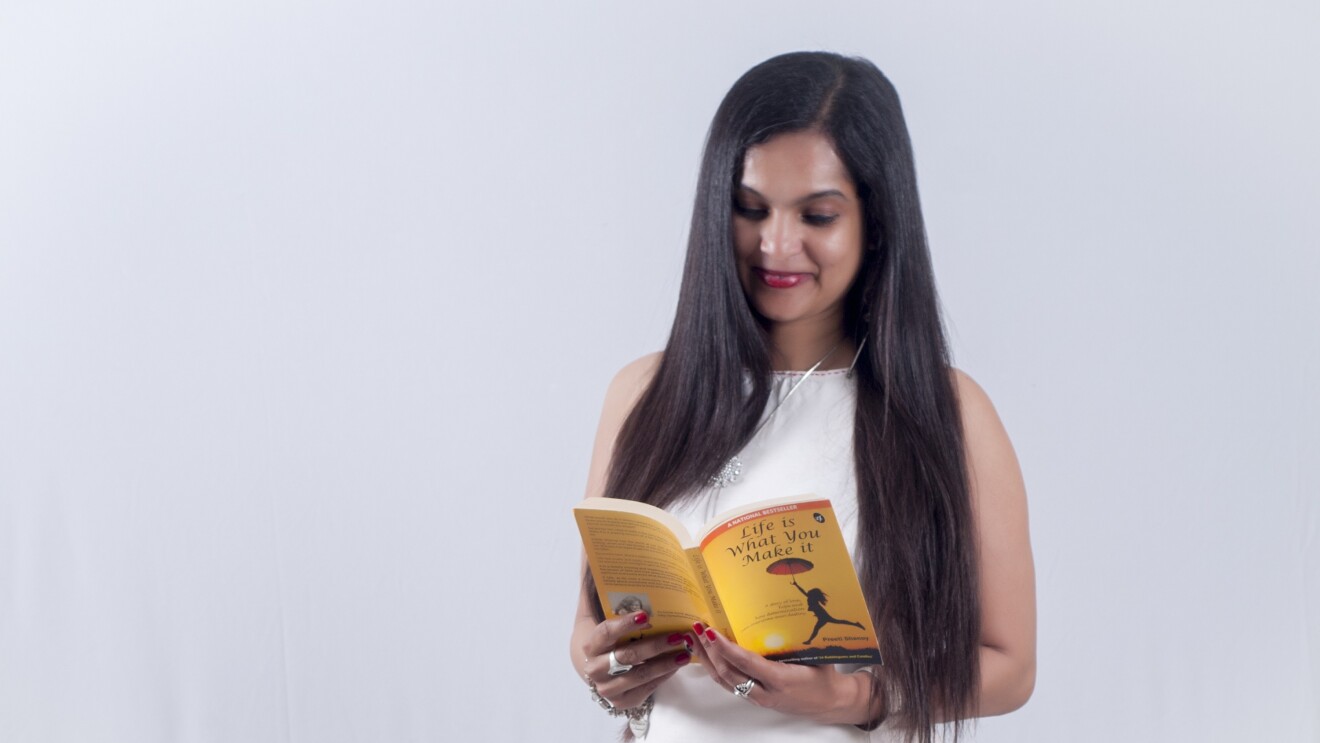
[634,612,648,625]
[666,633,684,645]
[684,634,694,650]
[705,628,717,642]
[674,652,691,666]
[692,622,705,634]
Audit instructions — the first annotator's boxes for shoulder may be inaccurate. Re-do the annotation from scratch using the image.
[949,368,1026,506]
[612,351,664,391]
[582,353,663,500]
[950,367,1010,439]
[601,352,663,419]
[950,368,995,426]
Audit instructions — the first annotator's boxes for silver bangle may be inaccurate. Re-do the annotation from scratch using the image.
[856,665,901,730]
[585,676,654,738]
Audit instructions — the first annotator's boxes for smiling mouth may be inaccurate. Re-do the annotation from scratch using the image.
[754,268,809,289]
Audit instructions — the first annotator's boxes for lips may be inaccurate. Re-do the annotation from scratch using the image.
[753,268,810,289]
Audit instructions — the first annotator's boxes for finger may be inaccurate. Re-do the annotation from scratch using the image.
[598,650,690,709]
[692,624,741,692]
[704,640,776,709]
[586,630,693,682]
[698,626,807,711]
[700,627,786,693]
[684,624,719,677]
[581,610,652,659]
[610,630,694,669]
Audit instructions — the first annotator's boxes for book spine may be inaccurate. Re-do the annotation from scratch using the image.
[686,548,733,639]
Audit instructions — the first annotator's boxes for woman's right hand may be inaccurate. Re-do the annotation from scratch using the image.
[579,611,694,710]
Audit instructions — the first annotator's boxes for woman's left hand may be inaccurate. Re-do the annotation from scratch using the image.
[690,623,875,725]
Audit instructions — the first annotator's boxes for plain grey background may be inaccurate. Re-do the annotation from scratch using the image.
[2,1,1317,741]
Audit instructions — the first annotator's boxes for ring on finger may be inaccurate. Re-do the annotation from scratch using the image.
[733,677,757,699]
[608,649,635,676]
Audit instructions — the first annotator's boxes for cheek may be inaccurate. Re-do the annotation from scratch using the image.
[732,221,758,258]
[820,235,864,286]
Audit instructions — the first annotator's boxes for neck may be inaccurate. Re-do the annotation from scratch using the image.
[767,315,854,372]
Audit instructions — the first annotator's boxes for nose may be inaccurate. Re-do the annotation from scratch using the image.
[759,210,803,258]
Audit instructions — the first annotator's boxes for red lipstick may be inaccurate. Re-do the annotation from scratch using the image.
[755,268,808,289]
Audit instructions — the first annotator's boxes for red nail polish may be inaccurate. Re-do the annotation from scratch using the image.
[674,652,691,666]
[705,628,717,641]
[684,634,694,649]
[692,622,705,634]
[634,612,648,625]
[667,633,684,645]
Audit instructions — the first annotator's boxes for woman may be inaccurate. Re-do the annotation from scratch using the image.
[569,51,1035,741]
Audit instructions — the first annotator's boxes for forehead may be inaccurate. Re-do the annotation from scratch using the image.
[739,131,856,198]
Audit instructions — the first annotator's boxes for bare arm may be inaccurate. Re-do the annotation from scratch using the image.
[569,354,692,709]
[950,369,1037,718]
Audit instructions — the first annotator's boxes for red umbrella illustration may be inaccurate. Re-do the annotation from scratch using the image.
[766,557,814,581]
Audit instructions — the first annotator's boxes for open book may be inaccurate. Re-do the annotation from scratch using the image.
[574,494,881,665]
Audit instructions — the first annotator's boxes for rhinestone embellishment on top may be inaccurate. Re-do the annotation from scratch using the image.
[708,456,743,488]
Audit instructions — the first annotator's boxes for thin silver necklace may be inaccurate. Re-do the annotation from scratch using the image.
[707,337,866,490]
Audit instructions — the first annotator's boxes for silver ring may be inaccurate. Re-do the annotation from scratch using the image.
[607,649,635,676]
[733,678,757,699]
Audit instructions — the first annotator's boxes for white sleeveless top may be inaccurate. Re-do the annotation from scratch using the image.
[644,369,900,742]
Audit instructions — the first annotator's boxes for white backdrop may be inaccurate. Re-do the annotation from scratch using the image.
[2,2,1317,742]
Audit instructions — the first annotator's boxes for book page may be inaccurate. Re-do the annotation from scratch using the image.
[685,547,731,638]
[575,507,713,637]
[698,498,882,665]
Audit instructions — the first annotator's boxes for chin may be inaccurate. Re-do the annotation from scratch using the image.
[750,303,805,325]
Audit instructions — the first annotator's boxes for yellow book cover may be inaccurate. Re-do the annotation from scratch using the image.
[574,494,881,666]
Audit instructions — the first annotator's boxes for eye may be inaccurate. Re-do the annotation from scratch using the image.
[733,202,767,220]
[803,213,838,226]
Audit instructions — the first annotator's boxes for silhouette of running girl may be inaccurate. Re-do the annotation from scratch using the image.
[792,576,865,644]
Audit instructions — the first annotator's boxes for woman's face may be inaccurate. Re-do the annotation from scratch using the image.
[733,130,865,335]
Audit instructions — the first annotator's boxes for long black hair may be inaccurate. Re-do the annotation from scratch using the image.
[591,52,979,742]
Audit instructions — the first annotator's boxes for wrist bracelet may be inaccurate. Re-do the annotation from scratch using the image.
[855,665,901,731]
[585,675,653,738]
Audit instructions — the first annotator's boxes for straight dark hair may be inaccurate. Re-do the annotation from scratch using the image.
[588,51,979,742]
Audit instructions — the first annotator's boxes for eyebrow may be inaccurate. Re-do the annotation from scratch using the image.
[737,185,849,205]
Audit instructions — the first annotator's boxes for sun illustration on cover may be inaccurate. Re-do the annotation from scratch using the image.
[766,557,866,645]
